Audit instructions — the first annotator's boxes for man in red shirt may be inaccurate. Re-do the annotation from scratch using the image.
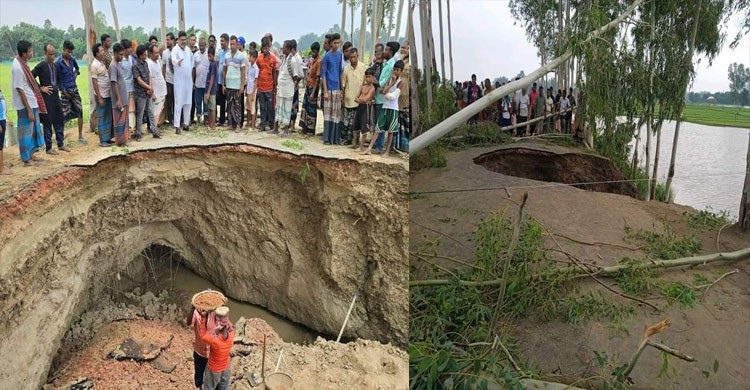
[185,305,212,390]
[200,306,235,390]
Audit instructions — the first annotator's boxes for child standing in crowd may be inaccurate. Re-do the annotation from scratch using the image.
[351,68,376,151]
[0,88,10,175]
[204,47,218,131]
[341,47,365,145]
[363,60,403,157]
[244,50,259,130]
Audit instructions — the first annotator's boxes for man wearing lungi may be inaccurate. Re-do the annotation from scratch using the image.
[321,33,344,145]
[11,40,46,166]
[57,40,86,144]
[32,43,71,154]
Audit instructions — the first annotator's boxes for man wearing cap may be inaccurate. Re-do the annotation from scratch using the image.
[199,306,235,390]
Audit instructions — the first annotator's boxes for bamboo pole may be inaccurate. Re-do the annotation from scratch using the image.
[410,0,645,154]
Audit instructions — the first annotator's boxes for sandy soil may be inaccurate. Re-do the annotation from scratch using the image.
[46,318,407,390]
[410,140,750,389]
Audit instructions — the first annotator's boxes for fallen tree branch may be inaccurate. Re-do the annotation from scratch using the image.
[491,192,528,330]
[549,235,659,312]
[646,340,695,362]
[716,222,733,251]
[622,319,672,379]
[410,251,491,275]
[410,247,750,287]
[700,269,739,299]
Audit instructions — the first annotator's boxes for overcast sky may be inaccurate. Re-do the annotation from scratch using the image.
[414,0,750,92]
[0,0,407,47]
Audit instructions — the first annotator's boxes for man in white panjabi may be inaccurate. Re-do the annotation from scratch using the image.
[171,30,194,134]
[147,44,167,125]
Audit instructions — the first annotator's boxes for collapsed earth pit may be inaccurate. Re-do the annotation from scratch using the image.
[473,146,638,197]
[0,144,408,389]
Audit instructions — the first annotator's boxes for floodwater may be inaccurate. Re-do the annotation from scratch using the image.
[633,121,749,218]
[150,259,320,345]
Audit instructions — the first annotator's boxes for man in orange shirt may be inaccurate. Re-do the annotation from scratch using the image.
[199,306,235,390]
[255,37,279,131]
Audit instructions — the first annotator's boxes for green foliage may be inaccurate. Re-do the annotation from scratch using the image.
[416,83,458,133]
[614,258,659,296]
[409,213,558,389]
[281,139,304,150]
[409,191,425,200]
[409,144,447,171]
[559,292,635,325]
[624,225,701,260]
[299,162,311,184]
[441,122,514,151]
[661,282,697,308]
[686,207,734,230]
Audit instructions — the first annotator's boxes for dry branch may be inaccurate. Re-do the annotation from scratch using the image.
[410,247,750,287]
[700,269,739,299]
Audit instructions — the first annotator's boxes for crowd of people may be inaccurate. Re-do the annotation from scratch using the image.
[454,74,580,138]
[0,30,412,174]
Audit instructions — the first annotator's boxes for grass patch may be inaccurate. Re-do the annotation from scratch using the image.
[409,144,447,171]
[281,139,304,150]
[686,207,734,230]
[657,104,750,129]
[661,283,697,308]
[409,191,425,200]
[625,225,701,260]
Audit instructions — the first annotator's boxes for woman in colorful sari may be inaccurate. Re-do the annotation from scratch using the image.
[300,42,321,137]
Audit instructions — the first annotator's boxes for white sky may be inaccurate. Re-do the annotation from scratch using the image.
[413,0,750,92]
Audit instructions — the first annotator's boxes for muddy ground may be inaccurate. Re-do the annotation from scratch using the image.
[410,140,750,389]
[45,290,407,390]
[0,125,408,388]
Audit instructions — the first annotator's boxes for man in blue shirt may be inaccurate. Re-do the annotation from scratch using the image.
[57,40,86,144]
[217,33,229,126]
[321,33,343,145]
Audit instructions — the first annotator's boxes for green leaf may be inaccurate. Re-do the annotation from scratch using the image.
[713,359,719,373]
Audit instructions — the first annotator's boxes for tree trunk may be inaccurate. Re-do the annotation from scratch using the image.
[341,0,347,36]
[81,0,96,132]
[650,116,663,200]
[408,0,420,134]
[387,0,395,41]
[410,0,645,154]
[109,0,121,42]
[419,0,433,111]
[208,0,213,37]
[371,0,378,56]
[447,0,453,83]
[740,134,750,230]
[644,0,656,202]
[631,123,642,175]
[438,0,446,85]
[160,0,166,46]
[664,0,703,203]
[395,0,405,42]
[426,1,437,72]
[558,0,563,88]
[359,0,367,56]
[350,0,355,42]
[564,0,570,90]
[178,0,185,31]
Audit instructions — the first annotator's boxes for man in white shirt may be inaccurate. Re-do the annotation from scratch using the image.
[172,30,194,133]
[192,35,210,125]
[559,90,571,134]
[517,87,530,137]
[274,40,303,136]
[545,88,555,133]
[162,32,175,126]
[148,44,168,126]
[12,40,45,165]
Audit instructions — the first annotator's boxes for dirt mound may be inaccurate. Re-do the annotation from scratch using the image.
[473,146,638,197]
[45,319,406,390]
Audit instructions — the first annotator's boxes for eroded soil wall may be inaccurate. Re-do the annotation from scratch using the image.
[0,144,407,389]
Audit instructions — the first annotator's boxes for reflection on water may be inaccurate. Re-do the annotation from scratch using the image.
[633,121,748,218]
[154,263,319,345]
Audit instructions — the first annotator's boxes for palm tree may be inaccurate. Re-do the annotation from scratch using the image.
[447,0,453,83]
[664,0,704,202]
[109,0,121,41]
[438,0,445,85]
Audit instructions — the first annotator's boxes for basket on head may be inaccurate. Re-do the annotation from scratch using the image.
[264,373,293,390]
[191,290,228,313]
